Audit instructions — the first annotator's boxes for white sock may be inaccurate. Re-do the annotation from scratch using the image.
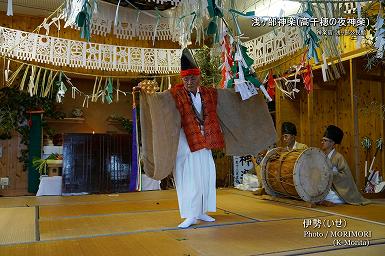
[178,218,197,228]
[198,214,215,222]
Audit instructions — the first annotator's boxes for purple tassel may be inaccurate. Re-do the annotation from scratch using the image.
[129,106,138,192]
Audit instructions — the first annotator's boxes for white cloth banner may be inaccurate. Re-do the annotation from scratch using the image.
[233,155,254,186]
[36,176,62,196]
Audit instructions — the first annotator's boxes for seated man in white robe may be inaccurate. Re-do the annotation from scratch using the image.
[321,125,370,205]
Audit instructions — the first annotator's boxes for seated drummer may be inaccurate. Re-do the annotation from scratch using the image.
[281,122,308,151]
[321,125,370,205]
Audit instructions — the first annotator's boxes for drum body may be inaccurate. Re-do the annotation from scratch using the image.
[260,147,332,203]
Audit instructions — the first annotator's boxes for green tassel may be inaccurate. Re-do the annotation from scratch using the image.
[76,12,86,27]
[207,0,216,18]
[226,78,234,88]
[105,78,113,104]
[245,74,261,88]
[240,45,254,67]
[207,17,218,35]
[75,1,92,41]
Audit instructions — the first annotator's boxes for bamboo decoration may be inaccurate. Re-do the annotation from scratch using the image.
[364,138,383,192]
[361,136,372,180]
[368,138,383,174]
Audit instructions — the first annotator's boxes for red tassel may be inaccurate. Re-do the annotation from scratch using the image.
[267,70,275,97]
[303,64,313,92]
[28,113,32,127]
[220,34,234,88]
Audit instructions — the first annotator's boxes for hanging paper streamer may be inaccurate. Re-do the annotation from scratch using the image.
[28,66,36,96]
[7,0,13,16]
[298,3,320,64]
[5,59,174,107]
[206,0,223,37]
[4,59,10,82]
[374,14,385,59]
[56,72,67,103]
[152,8,163,46]
[168,76,172,89]
[82,95,89,108]
[105,77,113,104]
[75,0,97,41]
[229,42,271,101]
[114,0,122,26]
[129,93,141,192]
[356,2,364,49]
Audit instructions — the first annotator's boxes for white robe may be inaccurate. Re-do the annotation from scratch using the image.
[174,90,216,218]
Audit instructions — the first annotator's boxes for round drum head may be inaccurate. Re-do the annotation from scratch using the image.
[293,147,332,202]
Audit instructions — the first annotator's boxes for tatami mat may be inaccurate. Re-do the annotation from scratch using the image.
[40,199,179,219]
[304,242,385,256]
[316,203,385,224]
[0,231,199,256]
[166,217,385,256]
[1,189,385,255]
[0,207,36,245]
[0,197,36,208]
[216,193,330,220]
[0,190,178,208]
[252,240,385,256]
[39,209,250,240]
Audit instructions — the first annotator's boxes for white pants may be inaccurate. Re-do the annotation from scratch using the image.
[324,189,345,204]
[174,129,216,218]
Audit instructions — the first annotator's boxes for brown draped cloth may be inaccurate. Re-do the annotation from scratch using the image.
[330,151,371,205]
[140,89,277,181]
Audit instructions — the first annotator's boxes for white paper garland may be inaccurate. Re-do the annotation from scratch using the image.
[0,25,181,74]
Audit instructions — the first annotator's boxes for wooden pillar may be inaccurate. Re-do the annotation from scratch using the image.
[275,89,282,145]
[28,111,43,193]
[381,68,385,180]
[306,78,314,146]
[349,59,360,184]
[0,57,4,87]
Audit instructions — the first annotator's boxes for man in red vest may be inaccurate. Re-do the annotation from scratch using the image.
[139,48,277,228]
[169,48,226,228]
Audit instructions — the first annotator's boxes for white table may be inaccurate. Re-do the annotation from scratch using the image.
[36,176,62,196]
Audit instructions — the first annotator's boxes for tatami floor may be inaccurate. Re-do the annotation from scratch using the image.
[0,189,384,256]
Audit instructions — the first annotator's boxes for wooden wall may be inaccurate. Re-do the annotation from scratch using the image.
[0,133,29,196]
[275,57,385,194]
[48,78,133,135]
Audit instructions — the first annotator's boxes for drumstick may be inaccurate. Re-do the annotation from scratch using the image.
[251,156,262,188]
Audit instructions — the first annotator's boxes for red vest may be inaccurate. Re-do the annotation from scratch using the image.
[170,84,225,152]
